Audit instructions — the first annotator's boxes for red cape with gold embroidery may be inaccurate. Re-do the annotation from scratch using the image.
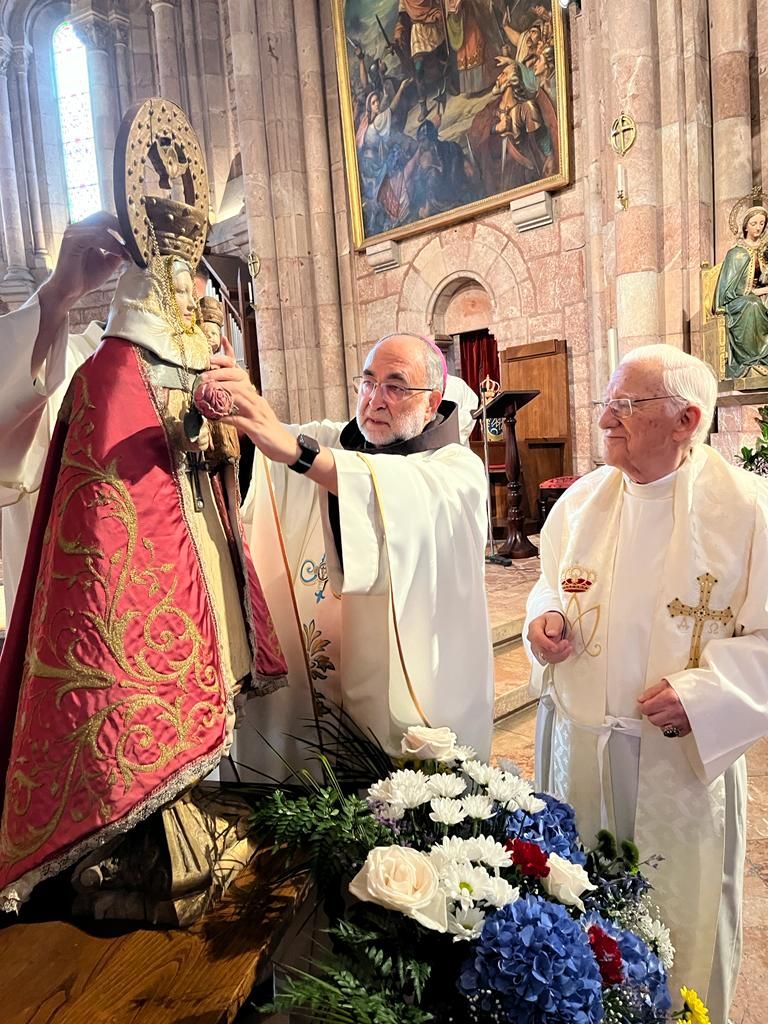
[0,338,285,907]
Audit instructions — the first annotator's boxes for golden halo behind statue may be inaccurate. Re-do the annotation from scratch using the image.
[114,97,209,269]
[728,185,768,238]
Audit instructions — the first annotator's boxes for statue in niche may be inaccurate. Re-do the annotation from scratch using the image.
[0,99,286,925]
[716,192,768,380]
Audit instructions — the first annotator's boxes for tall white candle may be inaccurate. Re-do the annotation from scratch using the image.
[607,327,619,377]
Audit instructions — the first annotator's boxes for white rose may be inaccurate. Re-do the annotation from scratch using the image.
[541,852,597,912]
[349,846,448,932]
[401,726,459,762]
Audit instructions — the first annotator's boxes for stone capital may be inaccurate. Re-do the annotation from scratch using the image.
[11,43,32,75]
[148,0,178,11]
[109,15,131,48]
[365,239,401,273]
[0,35,13,76]
[71,13,112,52]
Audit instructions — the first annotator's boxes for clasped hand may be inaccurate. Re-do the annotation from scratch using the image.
[637,680,691,737]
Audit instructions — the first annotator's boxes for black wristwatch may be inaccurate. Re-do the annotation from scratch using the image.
[289,433,320,474]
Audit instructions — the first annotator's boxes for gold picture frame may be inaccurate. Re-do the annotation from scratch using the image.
[332,0,571,250]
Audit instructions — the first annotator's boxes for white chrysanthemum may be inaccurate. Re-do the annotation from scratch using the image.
[429,798,466,826]
[450,745,477,763]
[377,768,432,809]
[429,836,474,871]
[482,876,520,909]
[467,835,513,870]
[427,773,467,799]
[447,905,486,942]
[517,793,547,814]
[461,794,495,820]
[639,916,676,970]
[382,801,406,822]
[462,760,500,786]
[440,862,492,908]
[487,774,532,805]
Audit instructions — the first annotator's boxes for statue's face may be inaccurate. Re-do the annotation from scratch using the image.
[202,320,222,353]
[745,213,767,241]
[173,268,197,325]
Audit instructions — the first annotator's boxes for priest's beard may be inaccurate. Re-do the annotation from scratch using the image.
[357,403,428,447]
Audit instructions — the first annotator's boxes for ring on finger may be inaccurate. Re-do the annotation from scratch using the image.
[662,724,681,738]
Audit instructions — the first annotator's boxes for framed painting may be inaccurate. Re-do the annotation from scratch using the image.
[331,0,571,249]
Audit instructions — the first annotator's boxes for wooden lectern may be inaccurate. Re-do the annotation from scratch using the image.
[474,389,540,559]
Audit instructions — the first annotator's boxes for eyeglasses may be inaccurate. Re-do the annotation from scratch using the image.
[353,376,435,403]
[592,395,683,419]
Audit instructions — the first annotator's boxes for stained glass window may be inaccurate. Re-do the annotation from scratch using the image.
[53,22,102,222]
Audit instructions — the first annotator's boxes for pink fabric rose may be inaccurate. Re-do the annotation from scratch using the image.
[193,381,235,420]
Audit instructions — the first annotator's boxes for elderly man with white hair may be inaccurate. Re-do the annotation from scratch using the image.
[525,344,768,1022]
[203,331,494,778]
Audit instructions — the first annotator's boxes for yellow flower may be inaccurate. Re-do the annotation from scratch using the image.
[680,987,711,1024]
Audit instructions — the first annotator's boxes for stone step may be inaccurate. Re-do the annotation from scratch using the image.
[493,639,535,722]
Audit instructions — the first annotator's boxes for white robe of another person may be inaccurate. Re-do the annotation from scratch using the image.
[524,443,768,1023]
[0,299,102,616]
[232,419,495,782]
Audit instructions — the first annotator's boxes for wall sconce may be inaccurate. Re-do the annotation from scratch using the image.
[616,163,628,210]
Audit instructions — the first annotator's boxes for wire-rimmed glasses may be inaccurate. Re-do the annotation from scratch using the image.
[592,395,682,419]
[352,376,435,403]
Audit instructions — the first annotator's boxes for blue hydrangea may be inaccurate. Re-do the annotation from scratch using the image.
[583,912,671,1016]
[505,792,588,865]
[459,894,604,1023]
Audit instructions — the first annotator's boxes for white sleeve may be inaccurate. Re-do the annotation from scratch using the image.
[523,499,566,692]
[0,295,70,501]
[668,488,768,784]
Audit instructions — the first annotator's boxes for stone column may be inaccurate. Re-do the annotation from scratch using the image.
[12,43,48,264]
[72,14,119,213]
[608,0,662,351]
[0,36,33,290]
[110,16,133,117]
[293,0,347,420]
[227,0,288,417]
[710,0,751,256]
[149,0,183,107]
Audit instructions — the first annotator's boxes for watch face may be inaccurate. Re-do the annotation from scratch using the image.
[297,433,320,455]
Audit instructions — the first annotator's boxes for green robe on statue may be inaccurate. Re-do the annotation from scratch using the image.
[715,240,768,378]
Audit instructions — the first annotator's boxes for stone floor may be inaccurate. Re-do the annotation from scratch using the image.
[493,707,768,1022]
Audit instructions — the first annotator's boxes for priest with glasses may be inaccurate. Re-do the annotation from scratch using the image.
[525,345,768,1023]
[202,331,494,779]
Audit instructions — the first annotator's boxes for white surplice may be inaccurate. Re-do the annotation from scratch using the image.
[0,298,102,614]
[232,420,495,783]
[525,444,768,1024]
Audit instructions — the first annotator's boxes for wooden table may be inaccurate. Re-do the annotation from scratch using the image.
[0,848,310,1024]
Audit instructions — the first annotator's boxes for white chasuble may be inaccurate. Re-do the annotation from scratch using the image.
[236,424,494,781]
[526,444,768,1021]
[0,298,102,614]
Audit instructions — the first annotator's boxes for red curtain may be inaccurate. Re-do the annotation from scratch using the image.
[459,330,500,397]
[460,331,500,441]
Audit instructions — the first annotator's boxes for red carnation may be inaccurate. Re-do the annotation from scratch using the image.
[506,838,550,879]
[587,925,625,987]
[194,381,235,420]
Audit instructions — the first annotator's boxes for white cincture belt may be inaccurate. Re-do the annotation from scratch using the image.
[540,681,642,831]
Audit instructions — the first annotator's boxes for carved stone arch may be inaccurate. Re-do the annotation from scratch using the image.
[426,271,496,337]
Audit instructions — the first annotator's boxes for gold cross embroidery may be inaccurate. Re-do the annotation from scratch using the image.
[668,573,734,668]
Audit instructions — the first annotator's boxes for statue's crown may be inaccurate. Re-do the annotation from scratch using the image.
[561,566,595,593]
[144,196,207,264]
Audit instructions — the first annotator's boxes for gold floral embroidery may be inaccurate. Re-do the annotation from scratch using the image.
[0,372,222,864]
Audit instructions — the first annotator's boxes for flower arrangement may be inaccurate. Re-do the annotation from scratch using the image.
[252,724,709,1024]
